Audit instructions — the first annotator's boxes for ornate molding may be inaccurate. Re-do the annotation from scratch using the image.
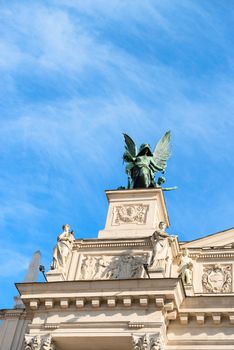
[179,312,234,325]
[112,204,149,225]
[190,252,234,259]
[202,264,232,293]
[132,333,162,350]
[44,323,60,330]
[0,310,26,320]
[73,240,151,250]
[25,334,55,350]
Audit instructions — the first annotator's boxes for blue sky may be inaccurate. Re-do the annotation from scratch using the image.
[0,0,234,308]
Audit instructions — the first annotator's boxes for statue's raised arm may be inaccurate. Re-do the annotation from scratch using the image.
[122,131,172,189]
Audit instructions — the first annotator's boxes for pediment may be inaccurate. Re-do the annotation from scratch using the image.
[181,227,234,249]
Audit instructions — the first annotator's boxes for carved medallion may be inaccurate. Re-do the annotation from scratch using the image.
[202,264,232,293]
[112,204,149,225]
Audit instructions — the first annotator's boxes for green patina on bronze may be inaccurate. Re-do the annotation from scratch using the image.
[123,131,176,190]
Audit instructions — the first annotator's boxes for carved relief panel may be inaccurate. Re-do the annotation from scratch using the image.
[202,264,232,293]
[112,204,149,225]
[80,254,148,280]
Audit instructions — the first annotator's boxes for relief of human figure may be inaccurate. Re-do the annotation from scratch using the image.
[178,249,193,285]
[51,224,74,271]
[149,221,169,270]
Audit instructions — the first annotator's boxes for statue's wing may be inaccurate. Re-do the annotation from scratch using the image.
[153,131,171,171]
[123,133,137,157]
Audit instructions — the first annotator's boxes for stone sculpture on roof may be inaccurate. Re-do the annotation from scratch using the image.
[123,131,171,189]
[178,249,193,285]
[51,224,74,271]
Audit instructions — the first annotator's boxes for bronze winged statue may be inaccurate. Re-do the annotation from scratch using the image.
[123,131,171,189]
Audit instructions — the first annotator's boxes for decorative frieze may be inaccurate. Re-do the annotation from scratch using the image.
[128,323,145,329]
[112,204,149,225]
[202,264,232,293]
[80,254,148,280]
[190,252,234,259]
[73,240,150,250]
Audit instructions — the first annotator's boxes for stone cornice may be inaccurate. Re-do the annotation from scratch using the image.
[28,320,166,332]
[0,308,26,320]
[178,312,234,325]
[16,278,184,313]
[73,238,151,250]
[190,251,234,259]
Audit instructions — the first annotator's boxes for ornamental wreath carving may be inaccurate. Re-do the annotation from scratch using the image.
[112,204,149,225]
[202,264,232,293]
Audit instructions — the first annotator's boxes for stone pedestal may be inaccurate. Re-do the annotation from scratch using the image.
[46,270,66,282]
[184,284,194,296]
[98,188,169,239]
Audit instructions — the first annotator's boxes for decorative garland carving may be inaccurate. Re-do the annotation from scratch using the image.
[202,264,232,293]
[112,204,148,225]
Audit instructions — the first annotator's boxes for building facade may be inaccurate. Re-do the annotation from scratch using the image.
[1,188,234,349]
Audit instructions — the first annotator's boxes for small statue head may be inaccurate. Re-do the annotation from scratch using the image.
[182,249,189,257]
[62,224,70,233]
[158,221,167,231]
[138,143,153,156]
